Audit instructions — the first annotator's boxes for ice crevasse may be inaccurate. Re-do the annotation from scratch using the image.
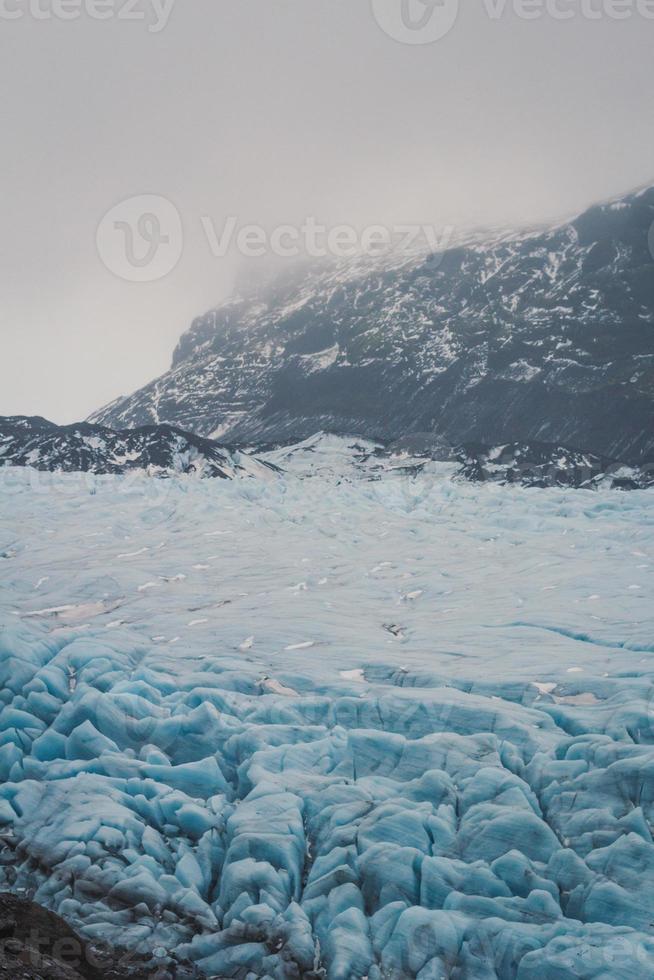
[0,451,653,978]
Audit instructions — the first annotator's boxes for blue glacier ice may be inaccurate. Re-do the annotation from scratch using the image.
[0,438,653,978]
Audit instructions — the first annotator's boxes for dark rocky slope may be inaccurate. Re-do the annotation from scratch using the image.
[91,186,654,463]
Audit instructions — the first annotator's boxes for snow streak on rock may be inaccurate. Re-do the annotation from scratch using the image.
[1,442,653,978]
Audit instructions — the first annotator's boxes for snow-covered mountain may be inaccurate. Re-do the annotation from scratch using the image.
[260,433,654,490]
[3,418,651,490]
[0,416,275,480]
[455,440,653,490]
[91,186,654,464]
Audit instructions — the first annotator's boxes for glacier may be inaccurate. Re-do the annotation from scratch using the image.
[1,436,653,979]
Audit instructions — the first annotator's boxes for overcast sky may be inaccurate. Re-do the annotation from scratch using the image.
[2,0,653,423]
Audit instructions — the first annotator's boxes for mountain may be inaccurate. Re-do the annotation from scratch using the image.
[454,440,653,490]
[259,432,653,490]
[0,416,275,480]
[90,186,654,464]
[3,418,651,490]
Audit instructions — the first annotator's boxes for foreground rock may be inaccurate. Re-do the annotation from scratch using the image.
[0,893,200,979]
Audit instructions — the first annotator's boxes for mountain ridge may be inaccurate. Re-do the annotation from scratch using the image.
[0,415,275,480]
[2,417,651,490]
[90,185,654,462]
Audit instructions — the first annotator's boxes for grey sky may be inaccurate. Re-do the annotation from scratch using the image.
[2,0,653,423]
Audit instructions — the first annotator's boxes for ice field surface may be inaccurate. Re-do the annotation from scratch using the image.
[1,438,654,978]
